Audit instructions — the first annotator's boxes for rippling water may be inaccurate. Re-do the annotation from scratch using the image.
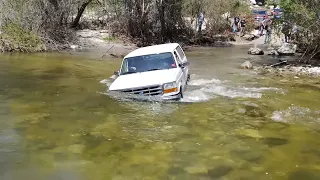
[0,47,320,180]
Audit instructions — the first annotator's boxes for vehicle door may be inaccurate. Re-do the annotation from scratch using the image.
[176,46,189,80]
[174,47,188,87]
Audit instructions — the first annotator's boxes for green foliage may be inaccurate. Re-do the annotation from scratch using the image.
[0,23,45,52]
[274,0,320,59]
[103,36,118,42]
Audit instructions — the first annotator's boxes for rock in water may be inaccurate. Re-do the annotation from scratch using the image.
[277,43,297,56]
[241,61,253,69]
[70,45,81,50]
[243,34,256,41]
[248,47,264,55]
[267,49,279,56]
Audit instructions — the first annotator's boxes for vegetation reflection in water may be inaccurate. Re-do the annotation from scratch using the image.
[1,50,320,180]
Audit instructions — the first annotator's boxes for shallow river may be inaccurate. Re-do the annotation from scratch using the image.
[0,46,320,180]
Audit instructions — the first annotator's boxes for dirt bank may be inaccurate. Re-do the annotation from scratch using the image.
[73,29,137,58]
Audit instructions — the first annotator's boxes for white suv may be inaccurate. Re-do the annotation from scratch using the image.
[109,43,190,100]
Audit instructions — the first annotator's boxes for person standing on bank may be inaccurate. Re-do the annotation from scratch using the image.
[282,21,290,43]
[233,16,240,33]
[264,19,272,44]
[240,17,246,36]
[259,16,266,36]
[198,12,205,33]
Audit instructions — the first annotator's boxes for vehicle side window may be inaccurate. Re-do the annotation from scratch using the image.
[176,46,185,60]
[120,59,128,73]
[173,51,182,64]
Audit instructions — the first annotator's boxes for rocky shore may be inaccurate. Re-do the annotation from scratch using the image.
[255,65,320,77]
[73,29,320,78]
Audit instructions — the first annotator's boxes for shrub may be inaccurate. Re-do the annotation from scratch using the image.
[0,23,45,52]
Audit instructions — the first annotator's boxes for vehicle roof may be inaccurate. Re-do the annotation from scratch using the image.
[124,43,180,58]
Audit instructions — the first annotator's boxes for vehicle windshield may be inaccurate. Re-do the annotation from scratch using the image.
[120,52,177,75]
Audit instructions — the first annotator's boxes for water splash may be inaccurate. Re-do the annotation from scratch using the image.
[271,106,320,125]
[101,77,281,103]
[183,78,281,101]
[99,78,113,87]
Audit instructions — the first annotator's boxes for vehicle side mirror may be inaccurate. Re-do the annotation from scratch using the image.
[179,62,189,68]
[114,71,119,76]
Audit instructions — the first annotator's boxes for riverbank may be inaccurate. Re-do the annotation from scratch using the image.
[70,28,320,78]
[255,65,320,77]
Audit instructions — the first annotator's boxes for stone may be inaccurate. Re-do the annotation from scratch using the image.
[262,137,289,147]
[208,165,233,178]
[237,129,262,139]
[277,43,297,56]
[288,170,320,180]
[168,166,186,175]
[267,50,279,56]
[237,108,246,114]
[70,45,80,49]
[231,149,263,162]
[185,165,208,175]
[243,103,266,117]
[243,34,256,41]
[248,47,264,55]
[68,144,85,154]
[241,61,253,69]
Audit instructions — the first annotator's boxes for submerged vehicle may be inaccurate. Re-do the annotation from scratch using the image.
[109,43,190,100]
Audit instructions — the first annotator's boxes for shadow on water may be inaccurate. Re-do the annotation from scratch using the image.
[0,47,319,179]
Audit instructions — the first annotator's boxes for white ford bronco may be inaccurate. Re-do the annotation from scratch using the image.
[109,43,190,100]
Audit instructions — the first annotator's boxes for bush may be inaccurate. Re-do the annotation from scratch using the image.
[0,23,45,52]
[272,0,320,61]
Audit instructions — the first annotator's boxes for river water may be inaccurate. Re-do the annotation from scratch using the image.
[0,46,319,180]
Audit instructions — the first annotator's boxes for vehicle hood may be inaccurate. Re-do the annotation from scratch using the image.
[109,68,181,90]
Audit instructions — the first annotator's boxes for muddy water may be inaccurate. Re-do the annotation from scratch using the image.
[0,47,320,180]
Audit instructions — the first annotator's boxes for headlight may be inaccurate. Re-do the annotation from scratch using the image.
[163,82,178,94]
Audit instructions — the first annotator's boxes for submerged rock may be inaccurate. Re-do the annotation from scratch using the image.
[208,165,233,178]
[262,137,289,147]
[231,149,263,162]
[168,166,186,175]
[241,61,253,69]
[277,43,297,56]
[248,47,264,55]
[68,144,85,154]
[185,165,208,175]
[288,170,320,180]
[243,102,266,117]
[237,129,262,139]
[70,45,81,49]
[267,49,279,56]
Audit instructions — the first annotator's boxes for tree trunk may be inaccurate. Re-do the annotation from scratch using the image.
[159,0,166,41]
[71,0,93,28]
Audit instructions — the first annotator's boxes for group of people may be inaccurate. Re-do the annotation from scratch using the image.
[232,16,247,36]
[198,12,299,44]
[258,16,273,44]
[281,21,298,43]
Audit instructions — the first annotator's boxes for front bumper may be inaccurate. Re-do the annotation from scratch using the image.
[109,91,181,101]
[161,94,181,100]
